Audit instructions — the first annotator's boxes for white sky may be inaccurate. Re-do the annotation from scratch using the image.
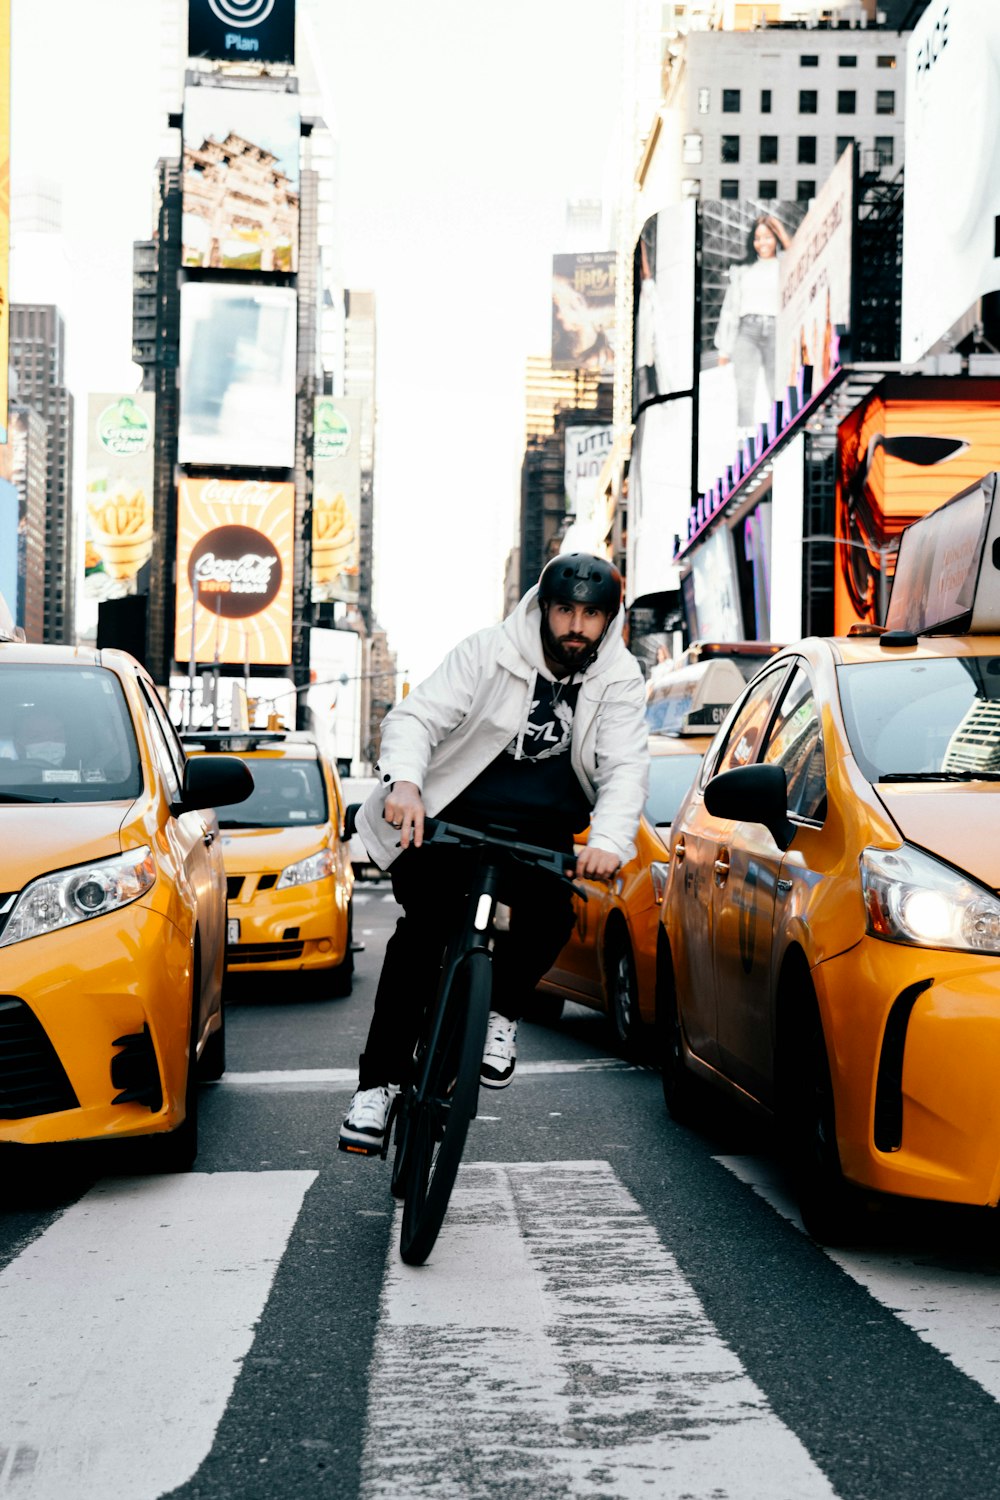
[10,0,626,683]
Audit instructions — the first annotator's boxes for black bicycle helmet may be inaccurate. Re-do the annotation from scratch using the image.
[537,552,622,614]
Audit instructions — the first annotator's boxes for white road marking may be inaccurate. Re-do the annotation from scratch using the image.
[717,1154,1000,1406]
[0,1171,315,1499]
[223,1058,633,1089]
[360,1160,837,1499]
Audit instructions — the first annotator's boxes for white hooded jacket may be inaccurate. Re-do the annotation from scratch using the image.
[357,586,649,871]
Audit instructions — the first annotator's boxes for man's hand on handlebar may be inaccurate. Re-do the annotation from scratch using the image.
[385,780,425,850]
[575,845,620,881]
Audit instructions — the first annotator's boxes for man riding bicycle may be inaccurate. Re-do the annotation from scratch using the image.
[339,552,649,1156]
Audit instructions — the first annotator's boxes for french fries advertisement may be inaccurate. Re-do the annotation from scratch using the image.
[311,397,362,605]
[81,393,156,634]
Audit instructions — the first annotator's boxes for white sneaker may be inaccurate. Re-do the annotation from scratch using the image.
[481,1012,517,1089]
[339,1085,391,1155]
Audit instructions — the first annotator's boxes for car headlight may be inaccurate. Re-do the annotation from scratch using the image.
[861,844,1000,955]
[276,849,336,889]
[0,847,156,949]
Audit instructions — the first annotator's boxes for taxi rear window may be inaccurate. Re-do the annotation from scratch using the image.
[216,757,327,828]
[0,665,142,803]
[838,656,1000,781]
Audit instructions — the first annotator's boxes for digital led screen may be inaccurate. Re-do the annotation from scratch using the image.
[632,201,696,417]
[187,0,295,67]
[311,397,362,606]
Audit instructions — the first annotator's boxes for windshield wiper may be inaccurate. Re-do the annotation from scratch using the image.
[0,792,66,803]
[879,771,1000,783]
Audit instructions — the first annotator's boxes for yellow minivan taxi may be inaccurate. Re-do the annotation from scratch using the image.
[183,730,354,993]
[658,629,1000,1240]
[0,641,251,1168]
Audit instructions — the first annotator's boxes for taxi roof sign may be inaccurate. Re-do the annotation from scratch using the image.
[645,657,746,735]
[886,471,1000,636]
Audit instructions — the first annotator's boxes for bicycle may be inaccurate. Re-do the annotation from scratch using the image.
[343,808,586,1266]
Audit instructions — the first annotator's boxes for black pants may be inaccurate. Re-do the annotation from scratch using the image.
[357,841,575,1089]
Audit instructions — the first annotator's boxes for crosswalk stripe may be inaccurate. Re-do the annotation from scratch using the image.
[360,1160,838,1499]
[716,1155,1000,1407]
[222,1059,634,1089]
[0,1171,315,1499]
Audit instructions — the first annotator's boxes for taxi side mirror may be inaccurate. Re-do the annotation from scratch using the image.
[179,755,254,813]
[704,764,795,851]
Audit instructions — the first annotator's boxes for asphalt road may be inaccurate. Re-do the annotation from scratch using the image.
[4,884,1000,1499]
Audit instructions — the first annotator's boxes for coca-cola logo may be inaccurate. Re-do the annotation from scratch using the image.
[188,525,283,619]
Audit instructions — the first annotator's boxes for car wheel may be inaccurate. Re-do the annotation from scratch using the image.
[606,924,640,1052]
[656,941,703,1126]
[781,997,865,1245]
[328,902,355,999]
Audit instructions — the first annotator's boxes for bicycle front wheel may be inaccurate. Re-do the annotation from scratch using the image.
[398,949,492,1266]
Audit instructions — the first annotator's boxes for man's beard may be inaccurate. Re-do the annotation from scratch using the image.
[541,613,597,672]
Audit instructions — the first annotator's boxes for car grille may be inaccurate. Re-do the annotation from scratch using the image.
[227,876,244,900]
[257,873,278,891]
[0,997,79,1120]
[227,941,305,965]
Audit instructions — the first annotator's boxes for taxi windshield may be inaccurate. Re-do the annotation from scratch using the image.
[217,757,327,828]
[0,665,142,803]
[646,751,704,826]
[838,656,1000,782]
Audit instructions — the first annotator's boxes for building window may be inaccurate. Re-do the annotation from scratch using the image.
[875,135,895,166]
[761,89,772,113]
[799,90,818,114]
[876,90,896,114]
[682,132,703,164]
[837,135,854,158]
[838,54,858,68]
[681,178,701,198]
[698,87,710,114]
[759,179,778,200]
[759,134,778,163]
[837,90,857,114]
[800,54,819,67]
[721,134,740,163]
[797,180,816,202]
[798,136,817,164]
[722,88,741,112]
[877,55,897,68]
[720,179,740,200]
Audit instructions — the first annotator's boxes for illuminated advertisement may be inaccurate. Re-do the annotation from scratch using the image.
[902,0,1000,361]
[179,284,297,469]
[689,525,743,642]
[627,398,693,603]
[175,476,294,666]
[187,0,295,67]
[776,145,854,401]
[80,395,156,637]
[551,252,616,374]
[306,625,363,769]
[834,382,1000,634]
[632,202,696,416]
[182,85,299,272]
[697,198,807,494]
[564,424,613,525]
[311,397,362,606]
[0,0,9,445]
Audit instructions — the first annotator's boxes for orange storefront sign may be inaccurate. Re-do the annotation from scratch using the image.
[174,476,295,666]
[834,382,1000,634]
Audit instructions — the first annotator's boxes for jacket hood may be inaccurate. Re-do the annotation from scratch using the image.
[502,584,633,685]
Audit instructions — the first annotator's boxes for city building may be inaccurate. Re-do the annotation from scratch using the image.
[343,288,376,632]
[7,403,48,645]
[8,305,75,644]
[519,383,614,595]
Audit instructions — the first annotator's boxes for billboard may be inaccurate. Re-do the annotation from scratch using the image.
[776,146,854,401]
[834,384,1000,634]
[306,626,363,770]
[179,284,297,469]
[902,0,1000,361]
[632,202,696,416]
[551,252,616,374]
[689,525,743,642]
[182,85,299,272]
[187,0,295,67]
[697,198,807,494]
[175,476,295,666]
[564,424,613,523]
[311,397,362,605]
[0,0,9,445]
[80,394,156,636]
[627,398,693,603]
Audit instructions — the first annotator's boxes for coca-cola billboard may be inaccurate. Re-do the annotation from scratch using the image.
[175,477,294,665]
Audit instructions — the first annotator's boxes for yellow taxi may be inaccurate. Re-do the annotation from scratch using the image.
[183,730,354,993]
[658,479,1000,1240]
[538,656,751,1045]
[0,638,251,1168]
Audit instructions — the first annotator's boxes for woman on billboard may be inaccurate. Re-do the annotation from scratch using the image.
[714,214,792,438]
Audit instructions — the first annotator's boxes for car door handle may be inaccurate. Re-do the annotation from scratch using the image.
[673,837,686,863]
[203,829,216,847]
[777,878,793,895]
[713,851,731,887]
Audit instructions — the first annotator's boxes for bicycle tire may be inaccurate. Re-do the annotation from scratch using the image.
[397,949,492,1265]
